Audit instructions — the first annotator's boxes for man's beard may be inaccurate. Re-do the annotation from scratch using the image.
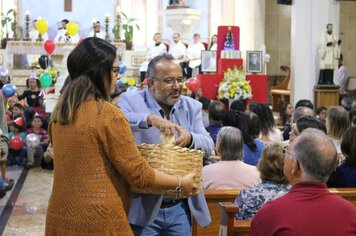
[327,30,332,35]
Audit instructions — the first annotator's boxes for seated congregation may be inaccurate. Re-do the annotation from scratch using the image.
[197,96,356,236]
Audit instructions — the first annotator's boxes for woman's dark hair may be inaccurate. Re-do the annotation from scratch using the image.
[316,106,327,116]
[341,126,356,167]
[296,116,327,134]
[279,101,291,125]
[251,103,275,136]
[209,34,217,50]
[222,110,260,151]
[51,37,117,124]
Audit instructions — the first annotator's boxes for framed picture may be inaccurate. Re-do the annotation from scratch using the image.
[247,51,263,73]
[201,50,217,72]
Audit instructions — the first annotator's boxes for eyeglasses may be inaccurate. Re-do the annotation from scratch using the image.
[112,66,120,75]
[152,76,186,85]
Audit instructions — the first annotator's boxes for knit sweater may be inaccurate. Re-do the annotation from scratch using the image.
[45,99,155,236]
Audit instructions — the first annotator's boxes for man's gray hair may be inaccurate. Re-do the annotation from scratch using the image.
[292,106,315,122]
[291,128,337,182]
[146,54,175,78]
[216,126,244,161]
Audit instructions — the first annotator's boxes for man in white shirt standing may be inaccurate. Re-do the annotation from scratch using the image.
[338,54,348,94]
[29,19,49,42]
[87,21,105,39]
[181,33,205,78]
[139,32,167,82]
[169,33,187,65]
[54,19,80,44]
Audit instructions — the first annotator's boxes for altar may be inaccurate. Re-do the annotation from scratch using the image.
[2,40,126,93]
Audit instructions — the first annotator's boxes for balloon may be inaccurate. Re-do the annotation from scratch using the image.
[118,61,127,74]
[40,72,52,88]
[186,78,201,93]
[9,136,24,150]
[44,40,55,54]
[2,83,17,98]
[66,21,79,36]
[128,78,136,86]
[36,18,49,35]
[0,66,9,78]
[38,55,49,69]
[127,86,138,92]
[121,77,128,84]
[26,134,40,148]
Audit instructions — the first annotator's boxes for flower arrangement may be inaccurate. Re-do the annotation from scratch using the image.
[218,66,252,100]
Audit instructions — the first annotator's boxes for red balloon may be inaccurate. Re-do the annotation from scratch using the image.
[44,40,55,54]
[9,136,24,150]
[186,78,201,93]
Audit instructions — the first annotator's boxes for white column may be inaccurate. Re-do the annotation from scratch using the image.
[291,0,340,104]
[234,0,265,69]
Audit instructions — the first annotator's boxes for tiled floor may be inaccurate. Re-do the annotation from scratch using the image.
[0,168,53,236]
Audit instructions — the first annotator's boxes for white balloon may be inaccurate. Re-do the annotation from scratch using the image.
[26,133,40,148]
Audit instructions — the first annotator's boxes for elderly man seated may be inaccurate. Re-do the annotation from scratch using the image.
[251,128,356,235]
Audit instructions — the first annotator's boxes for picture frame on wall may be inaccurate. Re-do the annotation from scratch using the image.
[247,51,263,73]
[201,50,217,73]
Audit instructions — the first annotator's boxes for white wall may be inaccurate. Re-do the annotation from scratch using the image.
[21,0,116,40]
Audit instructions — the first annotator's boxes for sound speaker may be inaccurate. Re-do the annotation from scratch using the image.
[277,0,292,5]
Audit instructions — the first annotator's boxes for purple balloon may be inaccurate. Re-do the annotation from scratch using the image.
[2,83,17,98]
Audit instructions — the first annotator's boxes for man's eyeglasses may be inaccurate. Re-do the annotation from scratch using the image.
[152,76,186,85]
[112,66,120,75]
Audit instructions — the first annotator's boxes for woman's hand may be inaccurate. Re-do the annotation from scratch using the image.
[180,173,197,197]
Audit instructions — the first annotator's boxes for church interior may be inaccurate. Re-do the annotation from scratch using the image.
[0,0,355,235]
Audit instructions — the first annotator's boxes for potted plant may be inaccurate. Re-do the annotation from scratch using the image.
[1,9,13,49]
[113,12,139,50]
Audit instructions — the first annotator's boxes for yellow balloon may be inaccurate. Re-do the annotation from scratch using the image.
[36,19,49,35]
[66,21,79,36]
[128,78,136,86]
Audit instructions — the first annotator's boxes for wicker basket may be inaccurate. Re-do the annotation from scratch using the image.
[132,143,204,197]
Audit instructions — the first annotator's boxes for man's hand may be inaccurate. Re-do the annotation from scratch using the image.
[338,39,342,46]
[147,115,181,136]
[174,129,192,147]
[327,42,333,47]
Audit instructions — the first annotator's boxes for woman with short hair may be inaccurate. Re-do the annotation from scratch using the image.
[202,126,261,190]
[234,143,290,220]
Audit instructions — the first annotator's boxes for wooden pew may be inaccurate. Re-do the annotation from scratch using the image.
[192,189,240,236]
[218,188,356,236]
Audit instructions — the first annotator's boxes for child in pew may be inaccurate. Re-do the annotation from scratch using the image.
[25,115,49,169]
[7,120,27,166]
[234,142,290,220]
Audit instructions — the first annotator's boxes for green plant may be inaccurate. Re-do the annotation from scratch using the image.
[1,9,13,38]
[113,12,140,42]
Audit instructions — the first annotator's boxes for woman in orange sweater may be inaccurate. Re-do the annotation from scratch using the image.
[45,37,196,236]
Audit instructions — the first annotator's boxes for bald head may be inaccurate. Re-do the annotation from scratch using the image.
[292,106,314,122]
[291,128,337,182]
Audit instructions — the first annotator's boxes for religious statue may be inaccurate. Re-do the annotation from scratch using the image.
[167,0,188,9]
[318,23,341,85]
[223,26,235,50]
